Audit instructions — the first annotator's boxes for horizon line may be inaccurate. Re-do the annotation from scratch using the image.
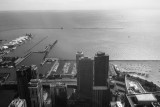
[0,8,159,12]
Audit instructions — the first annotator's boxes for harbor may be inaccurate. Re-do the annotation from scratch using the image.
[0,7,160,107]
[0,33,32,57]
[0,36,160,88]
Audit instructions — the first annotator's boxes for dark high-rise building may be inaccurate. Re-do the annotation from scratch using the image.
[92,52,110,107]
[76,51,84,91]
[28,79,43,107]
[16,65,33,107]
[50,84,55,107]
[94,52,109,86]
[79,57,93,99]
[50,83,67,107]
[92,86,110,107]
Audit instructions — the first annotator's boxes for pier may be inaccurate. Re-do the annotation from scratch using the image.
[43,40,58,59]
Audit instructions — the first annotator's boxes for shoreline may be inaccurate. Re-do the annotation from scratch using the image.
[127,75,160,92]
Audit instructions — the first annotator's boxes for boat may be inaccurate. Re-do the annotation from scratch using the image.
[12,47,16,50]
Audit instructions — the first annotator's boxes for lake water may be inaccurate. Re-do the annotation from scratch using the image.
[0,9,160,60]
[0,9,160,86]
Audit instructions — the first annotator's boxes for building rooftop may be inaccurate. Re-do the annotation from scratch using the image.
[96,51,109,57]
[76,51,83,55]
[136,94,157,102]
[127,93,159,107]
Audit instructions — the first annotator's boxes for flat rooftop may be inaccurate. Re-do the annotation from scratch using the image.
[136,94,157,102]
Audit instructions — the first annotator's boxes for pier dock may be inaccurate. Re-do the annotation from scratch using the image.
[43,40,58,59]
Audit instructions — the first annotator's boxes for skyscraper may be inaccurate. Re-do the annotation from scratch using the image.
[79,57,93,100]
[76,51,84,91]
[92,86,109,107]
[94,52,109,86]
[50,83,67,107]
[50,84,55,107]
[92,52,110,107]
[16,65,32,107]
[28,79,43,107]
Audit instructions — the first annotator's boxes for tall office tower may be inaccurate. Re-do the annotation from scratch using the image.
[50,84,55,107]
[50,83,67,107]
[79,57,93,100]
[92,52,110,107]
[76,51,84,91]
[94,51,109,86]
[28,79,43,107]
[16,65,32,107]
[92,86,110,107]
[8,98,27,107]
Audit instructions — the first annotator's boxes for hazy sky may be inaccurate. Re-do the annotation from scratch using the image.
[0,0,160,11]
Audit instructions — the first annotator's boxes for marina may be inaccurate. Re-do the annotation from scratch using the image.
[0,34,33,57]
